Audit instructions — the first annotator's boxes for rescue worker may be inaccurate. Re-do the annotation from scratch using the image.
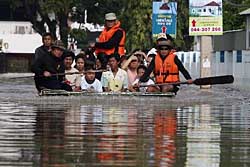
[139,34,193,93]
[95,12,126,69]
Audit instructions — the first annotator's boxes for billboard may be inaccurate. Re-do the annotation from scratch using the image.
[189,0,223,36]
[152,1,177,38]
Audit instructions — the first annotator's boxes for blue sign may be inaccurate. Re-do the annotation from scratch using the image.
[152,1,177,38]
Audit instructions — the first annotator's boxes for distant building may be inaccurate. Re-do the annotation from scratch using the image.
[190,1,222,17]
[0,21,42,73]
[0,21,42,53]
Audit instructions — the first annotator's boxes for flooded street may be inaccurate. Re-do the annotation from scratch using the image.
[0,73,250,166]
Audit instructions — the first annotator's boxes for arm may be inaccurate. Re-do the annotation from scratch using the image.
[97,80,103,93]
[31,56,45,76]
[74,74,82,92]
[139,58,155,82]
[121,55,138,70]
[101,72,110,92]
[95,30,123,49]
[122,71,128,92]
[174,56,192,80]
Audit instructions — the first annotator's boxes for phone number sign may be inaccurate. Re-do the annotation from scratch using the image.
[190,26,222,33]
[189,0,223,36]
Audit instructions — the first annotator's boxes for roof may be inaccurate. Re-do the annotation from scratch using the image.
[204,1,220,6]
[239,8,250,15]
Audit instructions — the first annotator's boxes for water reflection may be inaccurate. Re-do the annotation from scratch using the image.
[0,101,250,166]
[35,104,68,166]
[185,104,221,167]
[0,102,36,166]
[154,110,176,167]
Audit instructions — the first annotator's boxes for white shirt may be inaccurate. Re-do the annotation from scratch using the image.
[101,68,128,92]
[65,67,81,89]
[132,78,155,92]
[81,76,103,92]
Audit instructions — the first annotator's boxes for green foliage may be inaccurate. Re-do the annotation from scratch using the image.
[175,0,191,51]
[223,0,248,31]
[121,0,152,52]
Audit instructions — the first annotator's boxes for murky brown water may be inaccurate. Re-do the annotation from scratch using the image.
[0,74,250,166]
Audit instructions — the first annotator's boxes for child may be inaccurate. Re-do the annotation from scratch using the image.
[63,51,81,91]
[81,66,103,93]
[129,65,158,92]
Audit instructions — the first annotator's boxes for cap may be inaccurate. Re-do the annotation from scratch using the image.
[105,13,117,21]
[51,40,65,51]
[157,40,173,47]
[157,33,173,47]
[157,33,167,40]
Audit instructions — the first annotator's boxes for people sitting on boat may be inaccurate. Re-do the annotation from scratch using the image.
[139,33,193,93]
[101,53,128,92]
[81,65,103,93]
[129,65,157,92]
[74,54,85,77]
[31,40,72,92]
[63,51,81,91]
[121,55,139,87]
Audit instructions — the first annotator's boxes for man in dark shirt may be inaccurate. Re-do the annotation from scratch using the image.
[140,34,193,93]
[33,33,54,91]
[31,40,72,92]
[34,32,53,60]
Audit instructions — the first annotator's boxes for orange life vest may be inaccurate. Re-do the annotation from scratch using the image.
[95,21,125,56]
[154,52,180,83]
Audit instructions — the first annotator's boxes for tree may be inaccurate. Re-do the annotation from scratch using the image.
[223,0,250,31]
[121,0,153,52]
[9,0,86,46]
[175,0,193,51]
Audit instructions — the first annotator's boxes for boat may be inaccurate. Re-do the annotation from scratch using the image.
[40,89,176,97]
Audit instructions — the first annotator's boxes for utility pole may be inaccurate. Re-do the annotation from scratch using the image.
[0,39,6,73]
[200,36,212,89]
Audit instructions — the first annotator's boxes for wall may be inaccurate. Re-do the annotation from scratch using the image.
[176,51,200,79]
[0,53,34,73]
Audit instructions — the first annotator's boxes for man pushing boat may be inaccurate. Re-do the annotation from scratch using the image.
[139,33,193,94]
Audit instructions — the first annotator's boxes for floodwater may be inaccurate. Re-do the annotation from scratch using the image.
[0,73,250,167]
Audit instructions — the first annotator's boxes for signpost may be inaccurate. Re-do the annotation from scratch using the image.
[152,0,177,38]
[189,0,223,88]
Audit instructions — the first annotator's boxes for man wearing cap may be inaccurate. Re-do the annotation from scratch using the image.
[95,12,126,69]
[31,40,72,92]
[139,34,192,93]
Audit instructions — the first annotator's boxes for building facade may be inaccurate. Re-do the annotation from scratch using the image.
[0,21,42,73]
